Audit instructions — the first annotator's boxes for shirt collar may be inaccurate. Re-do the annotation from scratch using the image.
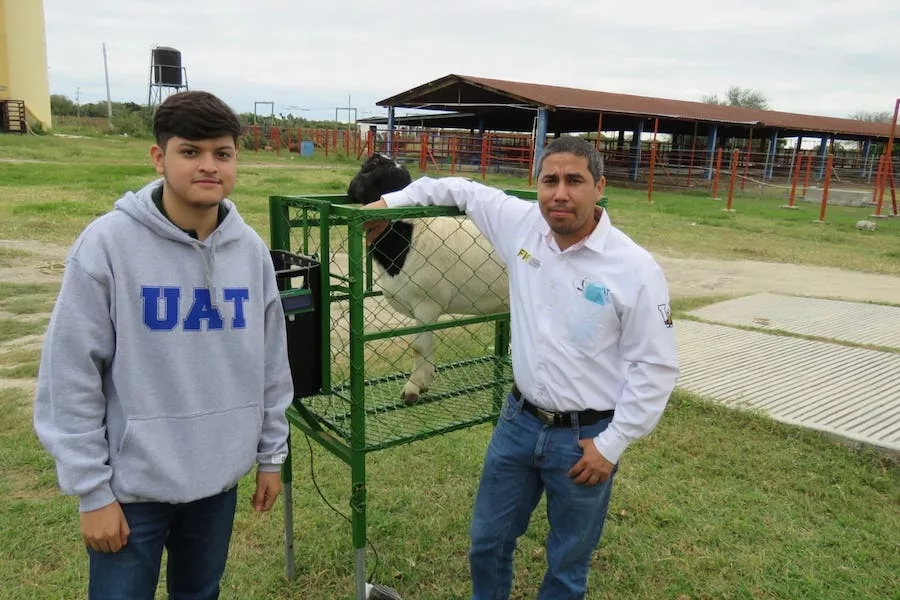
[542,206,610,254]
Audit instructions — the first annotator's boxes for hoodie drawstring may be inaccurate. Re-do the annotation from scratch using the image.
[196,232,220,307]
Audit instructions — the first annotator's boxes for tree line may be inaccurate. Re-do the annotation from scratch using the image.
[701,86,893,123]
[47,91,894,137]
[49,94,350,135]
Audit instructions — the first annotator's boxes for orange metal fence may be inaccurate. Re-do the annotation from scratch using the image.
[239,125,898,216]
[241,126,366,158]
[368,129,535,183]
[872,98,899,217]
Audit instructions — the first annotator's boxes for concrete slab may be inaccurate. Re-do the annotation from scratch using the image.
[676,320,900,452]
[688,293,900,350]
[656,257,900,305]
[804,186,874,207]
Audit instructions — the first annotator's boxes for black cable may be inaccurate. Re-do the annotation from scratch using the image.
[305,434,380,582]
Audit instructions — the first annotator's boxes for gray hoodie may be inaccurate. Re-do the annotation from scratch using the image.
[34,179,293,512]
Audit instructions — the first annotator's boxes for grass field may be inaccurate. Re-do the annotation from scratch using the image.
[0,133,897,600]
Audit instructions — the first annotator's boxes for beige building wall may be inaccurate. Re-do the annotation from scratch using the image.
[0,4,9,99]
[0,0,52,128]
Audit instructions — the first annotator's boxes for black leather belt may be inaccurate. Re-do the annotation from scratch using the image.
[511,385,614,427]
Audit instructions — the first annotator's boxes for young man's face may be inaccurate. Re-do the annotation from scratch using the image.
[150,136,237,209]
[537,152,606,248]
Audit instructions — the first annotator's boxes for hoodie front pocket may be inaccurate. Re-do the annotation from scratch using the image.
[110,403,261,504]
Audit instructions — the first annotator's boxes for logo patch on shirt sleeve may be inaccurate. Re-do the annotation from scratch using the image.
[657,303,673,328]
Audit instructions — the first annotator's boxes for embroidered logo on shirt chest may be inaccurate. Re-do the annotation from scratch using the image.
[574,277,609,306]
[517,248,541,268]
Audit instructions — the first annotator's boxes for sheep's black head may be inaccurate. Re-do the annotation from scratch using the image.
[348,154,412,205]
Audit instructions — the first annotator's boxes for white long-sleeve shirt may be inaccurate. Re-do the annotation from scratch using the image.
[383,176,679,463]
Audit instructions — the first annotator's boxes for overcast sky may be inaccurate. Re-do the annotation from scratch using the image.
[42,0,899,123]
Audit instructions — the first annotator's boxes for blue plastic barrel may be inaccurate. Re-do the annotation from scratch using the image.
[300,141,314,157]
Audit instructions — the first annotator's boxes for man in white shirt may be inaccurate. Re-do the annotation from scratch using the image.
[363,136,679,599]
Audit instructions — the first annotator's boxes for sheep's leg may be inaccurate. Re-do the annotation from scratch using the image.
[402,329,434,405]
[402,303,442,405]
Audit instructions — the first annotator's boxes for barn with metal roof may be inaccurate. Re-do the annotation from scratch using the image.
[367,74,894,183]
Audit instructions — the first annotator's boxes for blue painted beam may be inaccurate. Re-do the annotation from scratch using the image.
[860,139,872,178]
[816,136,828,180]
[387,107,395,157]
[631,119,644,181]
[532,108,549,179]
[764,130,778,180]
[706,124,718,180]
[793,135,804,182]
[477,115,486,167]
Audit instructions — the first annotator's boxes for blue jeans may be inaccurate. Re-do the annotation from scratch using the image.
[469,393,617,600]
[87,486,238,600]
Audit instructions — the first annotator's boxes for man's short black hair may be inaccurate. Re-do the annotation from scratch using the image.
[539,136,605,183]
[153,91,242,149]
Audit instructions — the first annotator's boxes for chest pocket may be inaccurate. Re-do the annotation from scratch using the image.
[563,283,620,356]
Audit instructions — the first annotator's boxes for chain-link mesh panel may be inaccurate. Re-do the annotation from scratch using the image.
[280,197,512,452]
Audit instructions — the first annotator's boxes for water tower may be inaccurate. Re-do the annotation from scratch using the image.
[0,0,52,130]
[147,46,188,109]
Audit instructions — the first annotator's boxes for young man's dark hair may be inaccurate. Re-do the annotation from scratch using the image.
[153,90,243,148]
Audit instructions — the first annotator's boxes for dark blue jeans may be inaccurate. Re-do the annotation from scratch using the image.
[87,486,238,600]
[469,393,617,600]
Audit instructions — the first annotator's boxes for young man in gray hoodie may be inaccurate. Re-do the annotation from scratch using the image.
[33,91,293,599]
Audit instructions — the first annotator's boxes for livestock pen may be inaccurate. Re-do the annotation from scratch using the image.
[269,192,542,599]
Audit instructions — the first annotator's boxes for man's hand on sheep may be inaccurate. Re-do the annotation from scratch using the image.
[361,198,390,245]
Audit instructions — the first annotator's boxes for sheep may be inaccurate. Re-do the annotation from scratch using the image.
[348,154,509,405]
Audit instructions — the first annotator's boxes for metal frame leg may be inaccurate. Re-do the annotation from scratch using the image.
[283,485,295,580]
[282,431,295,580]
[355,548,367,600]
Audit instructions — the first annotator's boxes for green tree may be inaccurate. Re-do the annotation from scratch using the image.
[702,86,770,110]
[237,112,345,129]
[50,94,77,116]
[849,111,893,123]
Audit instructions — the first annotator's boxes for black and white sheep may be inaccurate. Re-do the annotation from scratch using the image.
[348,154,509,405]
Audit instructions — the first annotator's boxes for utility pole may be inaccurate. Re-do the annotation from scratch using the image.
[75,86,81,117]
[334,96,358,156]
[102,43,113,131]
[253,101,274,125]
[335,95,357,132]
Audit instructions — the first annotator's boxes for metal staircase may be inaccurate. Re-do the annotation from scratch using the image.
[1,100,27,133]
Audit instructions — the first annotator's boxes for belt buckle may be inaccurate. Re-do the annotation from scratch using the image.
[534,406,558,426]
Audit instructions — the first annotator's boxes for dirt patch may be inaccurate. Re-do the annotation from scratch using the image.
[15,238,894,304]
[0,312,48,323]
[658,256,900,305]
[1,334,45,354]
[0,158,54,164]
[2,467,59,501]
[0,240,68,284]
[1,241,898,395]
[241,162,348,170]
[0,378,36,395]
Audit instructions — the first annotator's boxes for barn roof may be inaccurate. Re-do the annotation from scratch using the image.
[374,74,893,141]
